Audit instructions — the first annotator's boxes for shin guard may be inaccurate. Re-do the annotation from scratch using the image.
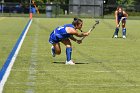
[115,27,119,36]
[122,28,126,36]
[66,47,72,62]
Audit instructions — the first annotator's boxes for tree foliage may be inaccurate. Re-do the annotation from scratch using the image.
[3,0,140,5]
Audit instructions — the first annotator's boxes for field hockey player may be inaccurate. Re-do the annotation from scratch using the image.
[49,18,90,65]
[114,6,128,39]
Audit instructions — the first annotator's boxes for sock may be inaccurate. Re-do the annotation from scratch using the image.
[66,47,72,62]
[51,46,55,57]
[122,28,126,36]
[52,47,55,54]
[115,27,119,35]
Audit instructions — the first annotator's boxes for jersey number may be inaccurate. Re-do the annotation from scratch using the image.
[57,26,64,30]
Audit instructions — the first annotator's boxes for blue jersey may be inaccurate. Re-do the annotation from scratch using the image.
[117,12,125,20]
[49,24,74,44]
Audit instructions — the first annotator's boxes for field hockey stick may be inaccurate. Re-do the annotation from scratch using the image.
[112,17,127,38]
[81,20,99,40]
[118,17,127,26]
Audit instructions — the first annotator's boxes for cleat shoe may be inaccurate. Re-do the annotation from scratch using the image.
[65,60,75,65]
[123,35,126,39]
[114,35,118,38]
[51,46,55,57]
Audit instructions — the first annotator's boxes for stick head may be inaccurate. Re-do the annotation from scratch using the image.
[95,20,99,24]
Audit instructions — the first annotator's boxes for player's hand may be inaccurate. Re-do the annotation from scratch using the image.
[117,24,120,28]
[76,40,82,44]
[83,32,90,36]
[122,17,127,20]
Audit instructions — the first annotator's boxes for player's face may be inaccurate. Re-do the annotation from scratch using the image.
[118,8,122,13]
[76,22,83,30]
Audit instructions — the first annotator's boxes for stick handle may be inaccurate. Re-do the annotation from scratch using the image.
[81,36,86,40]
[80,28,92,40]
[80,21,99,41]
[118,18,122,26]
[118,17,127,26]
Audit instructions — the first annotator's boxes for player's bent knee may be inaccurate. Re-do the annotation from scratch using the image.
[55,50,61,55]
[122,25,125,28]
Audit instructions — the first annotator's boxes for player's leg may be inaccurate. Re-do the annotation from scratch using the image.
[114,27,119,38]
[114,20,120,38]
[49,34,61,57]
[61,39,75,65]
[51,43,61,57]
[122,19,126,38]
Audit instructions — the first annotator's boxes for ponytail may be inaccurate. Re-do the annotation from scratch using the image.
[72,17,83,27]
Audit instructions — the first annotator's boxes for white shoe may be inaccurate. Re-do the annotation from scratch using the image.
[114,35,118,38]
[51,46,55,57]
[123,35,126,39]
[65,60,75,65]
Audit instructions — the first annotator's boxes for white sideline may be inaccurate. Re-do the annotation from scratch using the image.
[0,19,32,93]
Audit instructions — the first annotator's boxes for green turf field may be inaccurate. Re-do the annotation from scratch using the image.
[1,17,140,93]
[0,17,29,69]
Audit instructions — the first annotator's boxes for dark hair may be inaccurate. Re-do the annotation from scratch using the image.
[72,17,83,26]
[116,6,123,11]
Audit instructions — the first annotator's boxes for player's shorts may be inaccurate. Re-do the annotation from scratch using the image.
[49,32,61,44]
[118,17,126,22]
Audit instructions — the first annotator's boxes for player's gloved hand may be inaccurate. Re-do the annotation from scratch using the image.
[117,24,120,28]
[76,40,82,44]
[122,17,127,20]
[83,31,90,36]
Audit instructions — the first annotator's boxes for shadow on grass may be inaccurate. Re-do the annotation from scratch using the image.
[53,62,89,64]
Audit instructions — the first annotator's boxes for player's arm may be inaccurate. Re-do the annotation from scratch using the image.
[123,11,128,18]
[115,11,119,27]
[66,27,89,37]
[69,35,82,44]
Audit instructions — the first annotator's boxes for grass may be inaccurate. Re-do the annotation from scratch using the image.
[0,17,29,69]
[1,17,140,93]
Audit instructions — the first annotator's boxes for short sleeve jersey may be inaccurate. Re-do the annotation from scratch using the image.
[117,11,124,20]
[53,24,75,39]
